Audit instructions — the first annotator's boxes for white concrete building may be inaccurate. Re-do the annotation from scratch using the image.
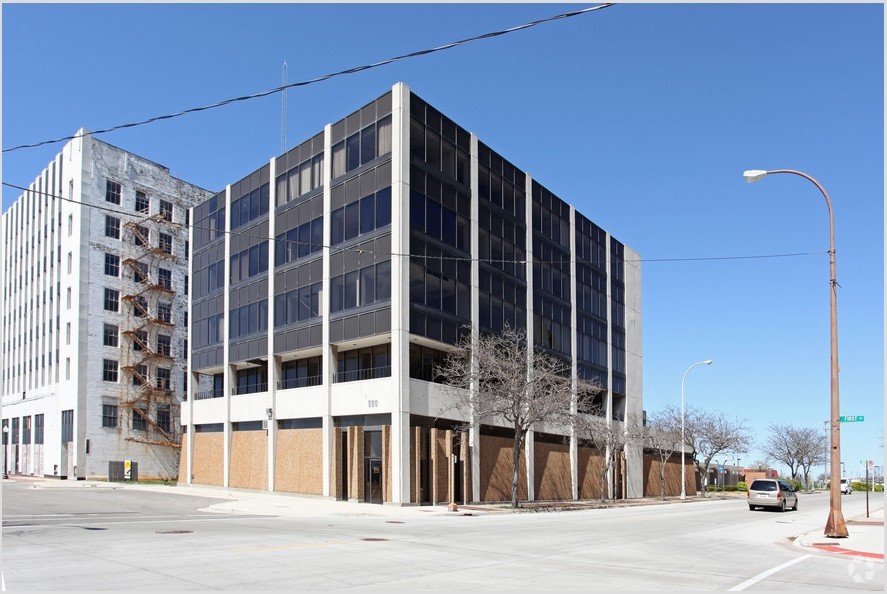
[1,131,212,480]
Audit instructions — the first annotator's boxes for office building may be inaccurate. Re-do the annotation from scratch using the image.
[184,83,644,504]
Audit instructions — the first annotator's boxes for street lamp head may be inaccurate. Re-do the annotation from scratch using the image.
[703,359,713,365]
[743,170,768,183]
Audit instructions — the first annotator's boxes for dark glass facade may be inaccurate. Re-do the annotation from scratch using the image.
[477,142,527,336]
[409,94,472,345]
[189,82,636,423]
[575,213,609,388]
[532,181,572,359]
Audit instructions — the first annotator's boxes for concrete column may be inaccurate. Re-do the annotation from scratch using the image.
[185,204,195,486]
[222,185,232,488]
[389,82,412,504]
[524,172,536,503]
[267,158,278,493]
[623,245,644,499]
[445,429,454,504]
[468,133,481,504]
[526,430,535,502]
[411,426,421,503]
[430,427,441,503]
[321,123,333,498]
[569,206,579,500]
[604,232,613,500]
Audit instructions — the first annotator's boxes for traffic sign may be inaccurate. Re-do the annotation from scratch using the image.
[839,415,864,422]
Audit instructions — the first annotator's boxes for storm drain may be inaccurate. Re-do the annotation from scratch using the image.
[156,530,193,535]
[361,537,389,542]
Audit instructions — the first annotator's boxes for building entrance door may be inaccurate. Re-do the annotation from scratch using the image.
[363,430,383,503]
[340,430,349,500]
[365,458,382,504]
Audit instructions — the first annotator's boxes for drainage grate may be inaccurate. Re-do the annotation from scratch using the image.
[361,537,388,542]
[156,530,193,535]
[385,521,404,524]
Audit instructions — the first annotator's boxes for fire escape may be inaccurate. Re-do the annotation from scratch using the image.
[119,212,181,448]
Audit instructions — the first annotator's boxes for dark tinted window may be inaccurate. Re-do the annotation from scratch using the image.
[750,480,777,491]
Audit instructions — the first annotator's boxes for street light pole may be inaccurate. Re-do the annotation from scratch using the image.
[743,168,847,537]
[681,359,712,499]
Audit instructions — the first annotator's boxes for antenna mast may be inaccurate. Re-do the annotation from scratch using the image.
[281,61,288,154]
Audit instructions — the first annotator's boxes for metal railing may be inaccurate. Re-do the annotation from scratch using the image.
[232,383,268,396]
[277,375,323,390]
[334,365,391,384]
[194,389,224,401]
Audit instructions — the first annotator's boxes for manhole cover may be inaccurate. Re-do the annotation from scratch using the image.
[361,537,388,542]
[385,521,404,524]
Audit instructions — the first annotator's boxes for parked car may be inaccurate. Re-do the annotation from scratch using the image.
[747,478,798,512]
[840,478,853,494]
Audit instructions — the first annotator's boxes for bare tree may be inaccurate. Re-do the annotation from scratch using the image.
[763,423,802,480]
[750,458,771,472]
[797,427,828,490]
[645,409,683,500]
[764,424,827,489]
[682,405,753,496]
[572,402,642,502]
[437,325,593,508]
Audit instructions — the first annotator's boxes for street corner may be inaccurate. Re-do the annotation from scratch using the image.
[795,520,884,562]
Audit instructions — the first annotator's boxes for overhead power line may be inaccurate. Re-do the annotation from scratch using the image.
[2,4,615,154]
[1,181,828,267]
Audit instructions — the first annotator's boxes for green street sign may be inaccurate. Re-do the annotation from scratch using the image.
[839,415,864,422]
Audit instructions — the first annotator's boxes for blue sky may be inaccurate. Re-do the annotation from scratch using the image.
[2,3,883,478]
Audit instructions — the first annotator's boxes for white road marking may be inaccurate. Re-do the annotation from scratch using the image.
[728,555,811,591]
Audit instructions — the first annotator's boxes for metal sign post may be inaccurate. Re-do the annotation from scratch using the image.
[865,462,870,518]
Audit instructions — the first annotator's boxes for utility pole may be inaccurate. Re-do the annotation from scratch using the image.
[823,420,829,489]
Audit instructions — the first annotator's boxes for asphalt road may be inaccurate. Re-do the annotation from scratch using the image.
[2,479,883,591]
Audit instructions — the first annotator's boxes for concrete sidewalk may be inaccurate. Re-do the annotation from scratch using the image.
[794,506,884,561]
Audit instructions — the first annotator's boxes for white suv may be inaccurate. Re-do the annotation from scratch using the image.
[840,478,852,494]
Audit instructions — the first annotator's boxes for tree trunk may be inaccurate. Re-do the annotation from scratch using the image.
[599,459,609,503]
[697,461,707,496]
[659,457,667,500]
[511,430,523,509]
